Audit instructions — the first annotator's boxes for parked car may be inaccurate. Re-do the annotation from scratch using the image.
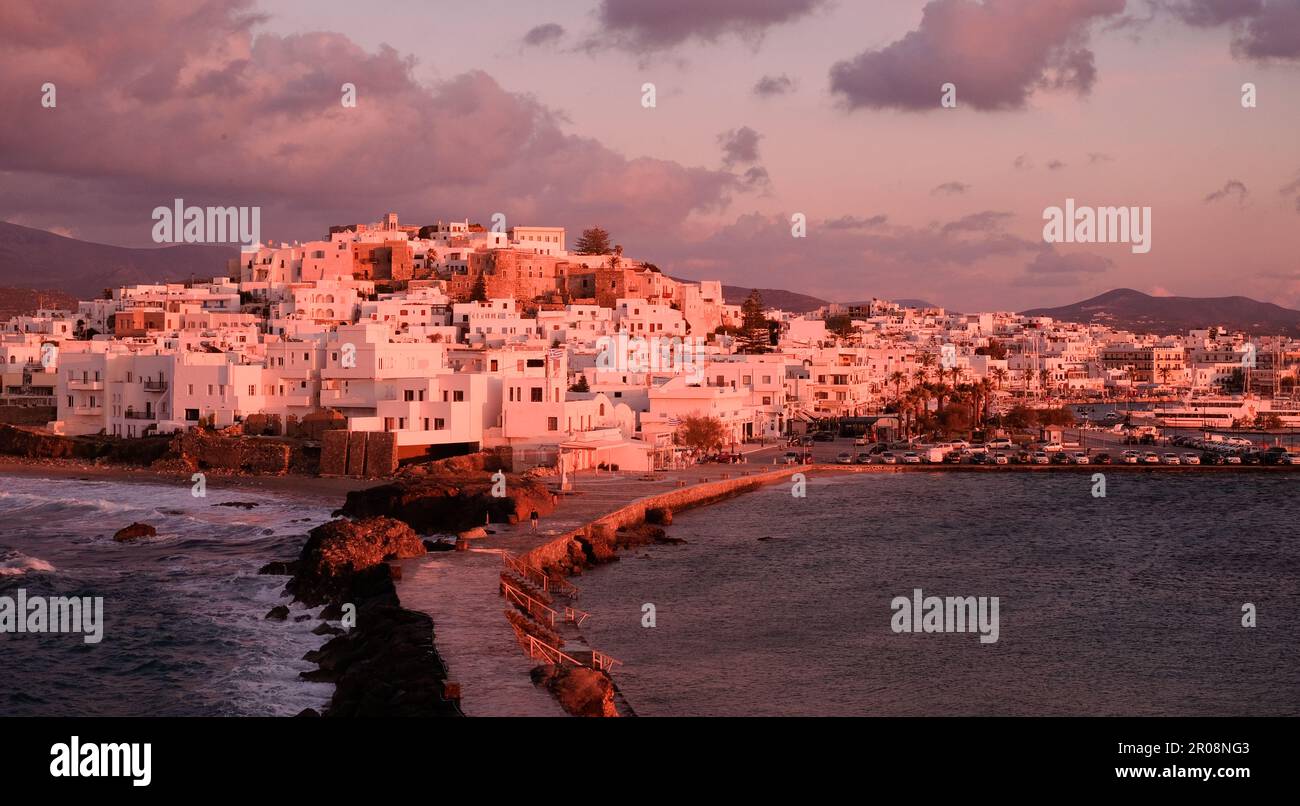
[1043,442,1064,453]
[1278,453,1300,465]
[1161,453,1181,465]
[1181,452,1201,465]
[782,452,801,465]
[836,452,853,465]
[986,438,1013,450]
[881,452,899,464]
[1121,450,1140,464]
[1200,452,1224,465]
[813,431,835,442]
[901,452,922,464]
[1032,452,1050,465]
[1051,452,1071,465]
[854,436,871,446]
[855,452,873,464]
[1070,452,1090,465]
[1143,452,1161,464]
[943,451,964,464]
[992,452,1010,465]
[1093,453,1112,465]
[948,439,970,450]
[1224,453,1242,464]
[969,452,990,465]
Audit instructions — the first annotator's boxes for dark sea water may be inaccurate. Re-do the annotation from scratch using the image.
[576,472,1300,716]
[0,475,335,716]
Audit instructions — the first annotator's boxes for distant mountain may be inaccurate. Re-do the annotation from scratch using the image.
[893,298,942,310]
[719,285,828,313]
[0,221,237,299]
[1022,288,1300,336]
[0,286,80,320]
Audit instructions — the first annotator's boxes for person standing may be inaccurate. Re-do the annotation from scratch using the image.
[530,510,539,533]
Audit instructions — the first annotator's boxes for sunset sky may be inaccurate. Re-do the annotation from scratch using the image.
[2,0,1298,310]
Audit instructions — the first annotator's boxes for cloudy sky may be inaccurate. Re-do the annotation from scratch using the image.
[2,0,1299,310]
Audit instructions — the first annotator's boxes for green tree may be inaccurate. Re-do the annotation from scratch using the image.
[675,414,728,454]
[469,274,487,302]
[574,227,612,255]
[569,375,590,393]
[738,290,769,353]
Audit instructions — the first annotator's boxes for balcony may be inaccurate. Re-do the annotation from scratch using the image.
[143,380,168,392]
[72,405,104,416]
[68,379,104,391]
[123,410,156,420]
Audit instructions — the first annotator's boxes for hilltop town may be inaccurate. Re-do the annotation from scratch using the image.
[2,212,1297,476]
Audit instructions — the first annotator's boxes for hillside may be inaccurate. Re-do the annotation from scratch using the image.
[1021,288,1300,336]
[0,221,237,299]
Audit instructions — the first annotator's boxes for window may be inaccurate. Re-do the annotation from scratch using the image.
[453,390,464,402]
[186,409,199,421]
[434,418,445,430]
[531,387,543,402]
[404,390,415,401]
[547,417,558,431]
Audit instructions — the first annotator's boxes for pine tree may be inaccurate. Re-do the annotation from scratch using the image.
[574,227,612,255]
[469,274,487,302]
[738,290,769,353]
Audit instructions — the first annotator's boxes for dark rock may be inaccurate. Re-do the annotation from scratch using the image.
[285,516,425,607]
[113,522,156,542]
[258,560,297,575]
[214,501,259,509]
[312,623,345,637]
[265,605,290,621]
[338,471,556,534]
[294,614,312,622]
[296,708,321,718]
[645,507,673,526]
[531,664,618,717]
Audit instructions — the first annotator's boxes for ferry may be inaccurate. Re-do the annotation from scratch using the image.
[1140,395,1300,428]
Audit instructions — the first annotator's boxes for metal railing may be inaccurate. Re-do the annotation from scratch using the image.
[501,550,580,598]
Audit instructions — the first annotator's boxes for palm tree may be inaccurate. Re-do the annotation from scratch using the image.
[977,378,994,426]
[918,351,938,380]
[991,366,1009,391]
[888,370,907,406]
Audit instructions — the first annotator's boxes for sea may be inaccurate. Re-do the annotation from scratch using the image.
[4,469,1297,717]
[0,473,336,716]
[575,471,1300,716]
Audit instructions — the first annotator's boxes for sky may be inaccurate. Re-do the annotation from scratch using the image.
[1,0,1299,310]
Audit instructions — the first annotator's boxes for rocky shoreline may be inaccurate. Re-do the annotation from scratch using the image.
[262,452,576,717]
